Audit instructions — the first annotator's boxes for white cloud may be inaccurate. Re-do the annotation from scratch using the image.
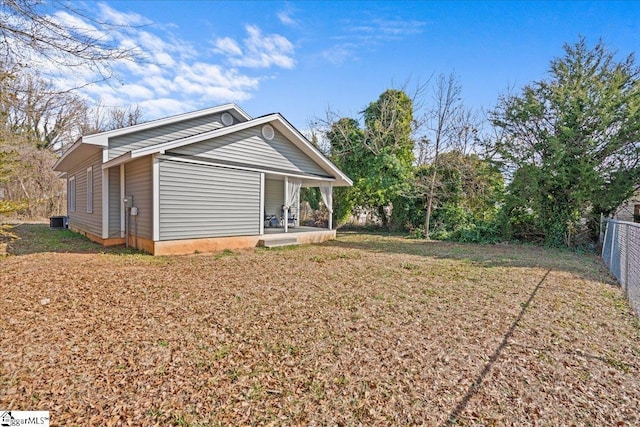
[97,3,152,26]
[277,10,298,27]
[53,10,109,40]
[174,62,259,100]
[214,25,295,69]
[138,98,196,119]
[120,83,155,100]
[29,4,297,122]
[321,43,358,66]
[214,37,242,56]
[317,17,427,66]
[347,18,427,41]
[143,75,176,97]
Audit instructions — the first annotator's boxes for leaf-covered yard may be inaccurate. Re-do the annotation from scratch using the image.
[1,225,639,426]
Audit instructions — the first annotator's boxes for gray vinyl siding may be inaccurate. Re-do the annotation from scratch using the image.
[67,151,102,236]
[159,159,260,240]
[264,178,284,217]
[169,127,328,176]
[108,113,227,160]
[108,166,121,238]
[124,156,153,239]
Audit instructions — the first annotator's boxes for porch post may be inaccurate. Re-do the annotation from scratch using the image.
[284,176,288,233]
[328,183,333,230]
[120,164,125,238]
[101,167,109,239]
[259,173,265,235]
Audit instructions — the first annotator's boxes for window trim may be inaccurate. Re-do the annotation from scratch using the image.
[86,167,93,214]
[68,175,76,212]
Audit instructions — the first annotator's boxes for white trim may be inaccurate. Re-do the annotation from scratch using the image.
[102,152,131,169]
[102,168,109,239]
[284,176,288,233]
[132,115,278,157]
[156,154,336,183]
[221,112,233,126]
[120,164,125,238]
[55,140,81,171]
[296,187,300,227]
[102,147,109,163]
[152,155,160,242]
[259,172,265,236]
[53,138,102,171]
[68,175,76,212]
[328,183,333,230]
[86,167,93,214]
[129,114,352,187]
[262,124,275,140]
[82,104,252,146]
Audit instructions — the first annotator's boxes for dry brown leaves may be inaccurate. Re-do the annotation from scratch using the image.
[1,233,639,426]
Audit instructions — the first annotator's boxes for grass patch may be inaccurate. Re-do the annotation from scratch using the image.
[0,232,638,425]
[1,222,147,256]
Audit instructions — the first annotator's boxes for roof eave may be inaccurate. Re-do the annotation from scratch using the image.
[53,138,104,172]
[82,103,252,144]
[119,113,352,186]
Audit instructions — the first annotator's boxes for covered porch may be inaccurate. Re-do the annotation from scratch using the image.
[262,173,334,234]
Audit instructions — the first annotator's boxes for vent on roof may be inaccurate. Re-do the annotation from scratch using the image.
[221,112,233,126]
[262,124,275,140]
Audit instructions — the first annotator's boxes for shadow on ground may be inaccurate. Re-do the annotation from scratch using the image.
[0,223,140,256]
[325,230,613,282]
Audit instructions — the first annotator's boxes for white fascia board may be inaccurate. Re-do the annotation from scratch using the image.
[53,139,103,172]
[82,103,252,145]
[101,152,132,169]
[52,137,84,171]
[130,115,279,158]
[160,154,336,183]
[270,115,353,187]
[129,114,353,187]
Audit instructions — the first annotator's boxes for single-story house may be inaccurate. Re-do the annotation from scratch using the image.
[53,104,352,255]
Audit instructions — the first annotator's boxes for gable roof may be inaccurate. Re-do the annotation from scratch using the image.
[53,104,250,171]
[53,104,352,187]
[82,103,251,146]
[107,113,352,187]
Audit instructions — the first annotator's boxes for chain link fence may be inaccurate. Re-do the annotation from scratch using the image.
[602,219,640,317]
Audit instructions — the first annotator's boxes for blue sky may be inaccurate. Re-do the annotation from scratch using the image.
[51,1,640,130]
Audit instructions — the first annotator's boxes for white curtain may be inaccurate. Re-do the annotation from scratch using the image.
[285,179,302,211]
[320,184,333,230]
[320,184,333,213]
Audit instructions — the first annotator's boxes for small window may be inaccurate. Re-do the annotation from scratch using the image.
[86,167,93,214]
[68,176,76,212]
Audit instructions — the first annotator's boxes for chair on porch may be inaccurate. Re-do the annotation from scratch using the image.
[264,210,279,228]
[280,205,297,228]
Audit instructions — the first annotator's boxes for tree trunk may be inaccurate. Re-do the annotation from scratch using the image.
[424,165,438,239]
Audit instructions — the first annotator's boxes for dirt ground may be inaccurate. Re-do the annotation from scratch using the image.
[1,225,639,426]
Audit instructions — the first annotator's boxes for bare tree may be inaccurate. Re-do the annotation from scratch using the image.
[0,0,143,83]
[0,65,90,149]
[106,104,143,130]
[423,73,462,238]
[451,107,482,155]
